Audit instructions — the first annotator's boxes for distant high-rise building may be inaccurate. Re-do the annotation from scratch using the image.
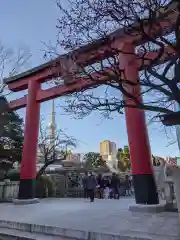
[111,142,117,157]
[100,140,117,156]
[100,140,111,156]
[100,140,118,172]
[37,100,56,163]
[66,153,81,164]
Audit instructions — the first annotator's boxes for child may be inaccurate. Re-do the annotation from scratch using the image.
[103,176,110,199]
[104,186,110,199]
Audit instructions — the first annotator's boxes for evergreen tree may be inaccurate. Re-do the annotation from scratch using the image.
[0,97,24,164]
[83,152,106,169]
[117,146,131,172]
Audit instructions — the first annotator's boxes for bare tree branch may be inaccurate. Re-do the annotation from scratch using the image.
[43,0,180,120]
[36,119,77,178]
[0,43,31,95]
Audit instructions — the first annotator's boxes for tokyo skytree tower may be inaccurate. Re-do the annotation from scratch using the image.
[48,100,56,146]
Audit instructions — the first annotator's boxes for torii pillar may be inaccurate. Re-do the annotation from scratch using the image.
[119,42,159,204]
[18,80,40,200]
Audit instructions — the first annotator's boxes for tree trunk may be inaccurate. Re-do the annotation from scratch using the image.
[36,160,54,180]
[36,156,66,180]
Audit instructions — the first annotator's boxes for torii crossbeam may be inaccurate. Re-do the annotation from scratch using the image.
[4,2,178,204]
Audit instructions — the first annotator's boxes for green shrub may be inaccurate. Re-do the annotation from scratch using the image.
[6,169,20,181]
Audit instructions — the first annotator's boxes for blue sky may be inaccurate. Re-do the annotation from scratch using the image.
[0,0,179,157]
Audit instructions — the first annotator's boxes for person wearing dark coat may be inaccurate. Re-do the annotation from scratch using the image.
[82,171,88,199]
[111,173,120,199]
[125,175,131,196]
[96,174,104,199]
[87,172,97,202]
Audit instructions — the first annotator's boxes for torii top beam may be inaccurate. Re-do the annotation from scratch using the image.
[7,44,176,111]
[4,1,177,93]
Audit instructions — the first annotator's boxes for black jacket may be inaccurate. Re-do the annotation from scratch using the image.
[111,176,120,188]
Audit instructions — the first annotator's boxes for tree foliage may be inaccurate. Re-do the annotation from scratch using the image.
[83,152,106,169]
[0,98,24,173]
[44,0,180,120]
[0,41,31,178]
[117,146,131,172]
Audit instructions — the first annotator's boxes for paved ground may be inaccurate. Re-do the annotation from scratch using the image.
[0,197,179,239]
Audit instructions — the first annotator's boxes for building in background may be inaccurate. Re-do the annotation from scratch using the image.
[66,153,81,164]
[100,140,111,156]
[166,157,177,166]
[100,140,118,172]
[111,142,117,157]
[100,140,117,156]
[176,157,180,166]
[37,100,58,164]
[49,99,56,147]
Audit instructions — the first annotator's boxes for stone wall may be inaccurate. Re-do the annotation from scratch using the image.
[0,181,19,201]
[154,165,177,211]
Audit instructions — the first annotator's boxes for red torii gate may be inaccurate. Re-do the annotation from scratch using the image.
[4,3,177,204]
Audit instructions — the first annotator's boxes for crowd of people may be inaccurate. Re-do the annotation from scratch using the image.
[82,171,132,202]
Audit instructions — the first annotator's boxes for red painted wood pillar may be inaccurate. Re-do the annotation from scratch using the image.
[119,42,159,204]
[18,80,40,199]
